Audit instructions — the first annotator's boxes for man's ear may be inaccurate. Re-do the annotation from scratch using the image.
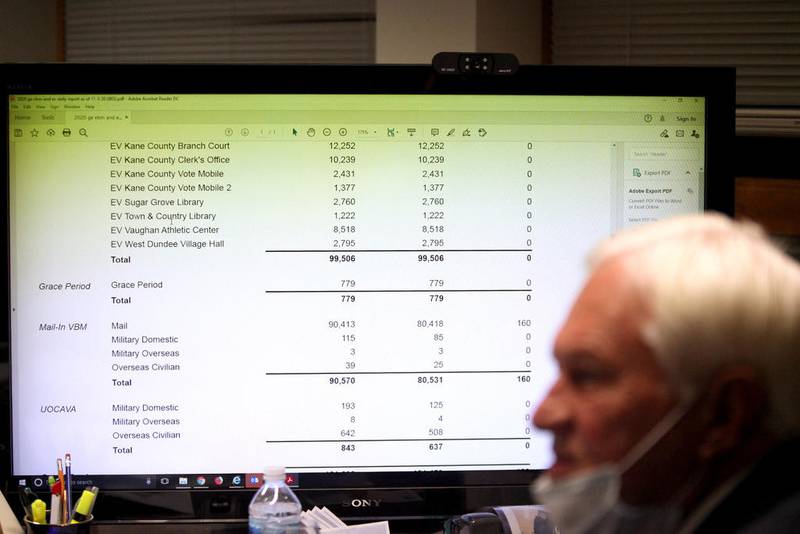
[697,365,768,460]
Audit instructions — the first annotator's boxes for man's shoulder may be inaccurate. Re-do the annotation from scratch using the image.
[696,440,800,533]
[739,493,800,533]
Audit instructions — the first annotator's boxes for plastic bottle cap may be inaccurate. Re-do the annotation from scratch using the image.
[263,466,286,481]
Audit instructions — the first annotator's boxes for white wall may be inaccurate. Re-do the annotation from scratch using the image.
[376,0,478,64]
[477,0,542,65]
[376,0,542,65]
[0,1,541,65]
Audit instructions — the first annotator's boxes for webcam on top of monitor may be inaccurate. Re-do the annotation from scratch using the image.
[432,52,519,75]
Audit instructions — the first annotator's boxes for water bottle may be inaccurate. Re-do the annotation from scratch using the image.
[249,467,303,534]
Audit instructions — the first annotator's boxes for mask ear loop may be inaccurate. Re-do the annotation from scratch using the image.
[596,400,703,533]
[618,399,693,474]
[531,399,698,534]
[616,396,708,520]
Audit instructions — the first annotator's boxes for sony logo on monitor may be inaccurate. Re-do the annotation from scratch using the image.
[343,498,382,508]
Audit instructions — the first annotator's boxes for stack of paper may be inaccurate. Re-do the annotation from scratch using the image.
[301,507,390,534]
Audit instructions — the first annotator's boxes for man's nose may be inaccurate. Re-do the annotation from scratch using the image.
[533,378,570,431]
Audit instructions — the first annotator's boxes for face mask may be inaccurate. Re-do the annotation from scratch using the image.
[531,401,690,534]
[531,465,620,533]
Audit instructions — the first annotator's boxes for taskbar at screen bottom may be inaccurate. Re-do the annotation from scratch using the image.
[12,469,538,494]
[13,472,295,492]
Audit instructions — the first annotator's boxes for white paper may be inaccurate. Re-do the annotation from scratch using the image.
[320,520,391,534]
[320,507,347,528]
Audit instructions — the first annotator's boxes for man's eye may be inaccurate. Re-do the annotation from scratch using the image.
[567,368,610,387]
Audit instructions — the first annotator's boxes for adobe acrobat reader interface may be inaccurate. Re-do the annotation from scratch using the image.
[9,93,705,486]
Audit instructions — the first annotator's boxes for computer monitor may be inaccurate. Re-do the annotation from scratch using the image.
[1,62,734,529]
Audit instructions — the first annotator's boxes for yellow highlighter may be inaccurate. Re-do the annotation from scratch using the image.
[31,498,46,524]
[70,486,98,523]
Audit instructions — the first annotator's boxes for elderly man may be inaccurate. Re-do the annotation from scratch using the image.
[532,213,800,533]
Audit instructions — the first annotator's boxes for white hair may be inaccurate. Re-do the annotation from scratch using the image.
[589,213,800,437]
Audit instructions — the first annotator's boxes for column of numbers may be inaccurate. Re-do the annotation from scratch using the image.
[419,141,446,250]
[330,141,358,250]
[522,142,535,451]
[329,133,358,360]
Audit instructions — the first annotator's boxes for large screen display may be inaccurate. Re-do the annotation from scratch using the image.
[8,91,706,492]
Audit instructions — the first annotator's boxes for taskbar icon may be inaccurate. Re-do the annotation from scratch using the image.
[169,474,247,489]
[245,472,300,488]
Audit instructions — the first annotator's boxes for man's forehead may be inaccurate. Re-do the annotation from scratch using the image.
[555,258,653,364]
[576,258,644,315]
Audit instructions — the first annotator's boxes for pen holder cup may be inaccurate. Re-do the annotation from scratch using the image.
[24,514,92,534]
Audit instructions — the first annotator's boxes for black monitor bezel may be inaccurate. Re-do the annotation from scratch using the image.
[1,62,735,526]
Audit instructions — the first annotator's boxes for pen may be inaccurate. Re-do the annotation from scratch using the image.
[65,452,72,519]
[57,458,66,524]
[31,499,46,524]
[70,486,98,524]
[50,480,62,525]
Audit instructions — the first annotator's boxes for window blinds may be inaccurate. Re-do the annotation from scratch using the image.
[65,0,376,64]
[551,0,800,135]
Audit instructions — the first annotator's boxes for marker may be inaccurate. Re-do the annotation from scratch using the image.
[70,486,98,524]
[50,480,62,525]
[65,453,73,519]
[57,458,66,524]
[31,499,46,524]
